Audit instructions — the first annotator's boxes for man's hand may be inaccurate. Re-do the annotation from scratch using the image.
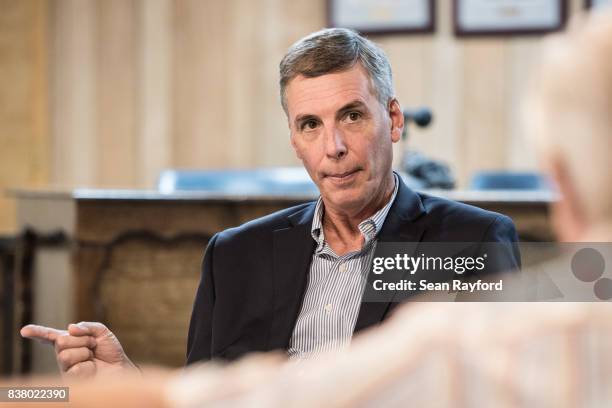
[20,322,138,379]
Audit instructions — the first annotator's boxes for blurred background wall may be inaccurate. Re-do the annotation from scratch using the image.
[0,0,49,232]
[0,0,588,233]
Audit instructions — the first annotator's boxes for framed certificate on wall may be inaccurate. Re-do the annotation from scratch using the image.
[586,0,612,9]
[454,0,567,36]
[328,0,435,35]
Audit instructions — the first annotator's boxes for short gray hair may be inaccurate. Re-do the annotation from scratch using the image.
[279,28,394,113]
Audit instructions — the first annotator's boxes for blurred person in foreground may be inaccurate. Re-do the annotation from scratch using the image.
[7,8,612,408]
[20,26,520,374]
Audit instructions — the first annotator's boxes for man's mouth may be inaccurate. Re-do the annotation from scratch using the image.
[324,169,360,183]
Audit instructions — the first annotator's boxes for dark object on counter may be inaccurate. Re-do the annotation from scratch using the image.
[402,151,456,190]
[400,107,454,189]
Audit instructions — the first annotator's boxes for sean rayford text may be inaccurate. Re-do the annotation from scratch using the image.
[371,278,504,293]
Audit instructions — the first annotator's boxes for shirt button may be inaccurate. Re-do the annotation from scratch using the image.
[338,263,347,272]
[324,303,333,313]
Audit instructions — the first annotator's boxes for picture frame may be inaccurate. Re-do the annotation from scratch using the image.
[454,0,567,36]
[327,0,436,35]
[585,0,612,9]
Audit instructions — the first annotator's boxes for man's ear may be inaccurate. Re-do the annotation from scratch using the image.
[548,156,586,241]
[388,98,404,143]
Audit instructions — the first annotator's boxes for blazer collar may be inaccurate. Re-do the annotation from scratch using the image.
[287,201,316,227]
[377,175,426,241]
[354,176,428,333]
[269,202,317,351]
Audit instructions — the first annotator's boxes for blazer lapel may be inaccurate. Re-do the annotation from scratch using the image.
[354,178,427,333]
[268,203,317,350]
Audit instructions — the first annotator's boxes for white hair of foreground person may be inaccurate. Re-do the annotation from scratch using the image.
[524,9,612,226]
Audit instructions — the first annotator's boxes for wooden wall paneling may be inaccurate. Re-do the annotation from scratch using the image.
[254,0,314,167]
[261,0,329,167]
[95,0,138,187]
[26,0,50,190]
[41,0,588,192]
[460,40,509,188]
[254,0,286,167]
[225,0,260,168]
[137,0,173,187]
[422,0,462,174]
[280,0,326,42]
[507,38,542,171]
[172,0,232,169]
[172,0,202,169]
[381,0,463,182]
[0,0,49,232]
[50,0,97,187]
[380,36,428,170]
[569,0,584,14]
[382,38,429,115]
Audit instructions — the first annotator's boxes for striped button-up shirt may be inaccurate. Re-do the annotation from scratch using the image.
[287,174,399,359]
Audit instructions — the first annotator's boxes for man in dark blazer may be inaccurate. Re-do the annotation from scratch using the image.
[186,28,520,363]
[20,27,519,376]
[186,176,519,363]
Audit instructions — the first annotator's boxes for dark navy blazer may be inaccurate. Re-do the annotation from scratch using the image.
[186,177,520,364]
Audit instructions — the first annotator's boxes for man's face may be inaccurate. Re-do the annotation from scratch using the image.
[285,64,403,214]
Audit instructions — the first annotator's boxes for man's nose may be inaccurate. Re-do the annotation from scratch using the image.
[324,126,347,160]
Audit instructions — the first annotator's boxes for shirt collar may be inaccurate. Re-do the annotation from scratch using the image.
[311,172,400,252]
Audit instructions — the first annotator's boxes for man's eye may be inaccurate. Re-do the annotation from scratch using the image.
[302,120,318,130]
[346,111,362,122]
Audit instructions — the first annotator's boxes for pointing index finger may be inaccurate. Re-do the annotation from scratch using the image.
[20,324,67,344]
